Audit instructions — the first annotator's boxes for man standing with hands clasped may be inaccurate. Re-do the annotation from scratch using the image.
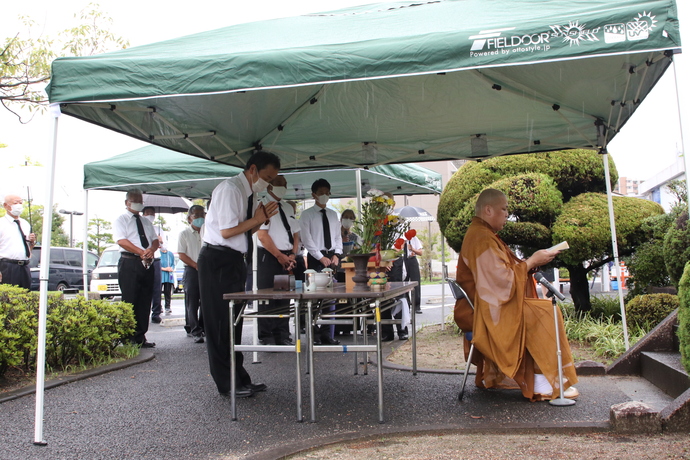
[300,178,343,345]
[113,189,159,348]
[198,151,280,398]
[0,194,37,289]
[257,175,301,345]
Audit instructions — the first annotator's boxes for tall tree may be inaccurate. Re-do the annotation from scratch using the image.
[2,3,128,121]
[438,149,664,312]
[86,218,114,256]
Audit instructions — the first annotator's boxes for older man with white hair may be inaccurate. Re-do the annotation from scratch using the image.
[0,194,36,289]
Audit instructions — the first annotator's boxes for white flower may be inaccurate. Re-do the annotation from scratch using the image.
[368,189,384,197]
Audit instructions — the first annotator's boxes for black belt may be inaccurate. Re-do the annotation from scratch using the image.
[120,252,140,259]
[203,243,246,258]
[0,258,29,266]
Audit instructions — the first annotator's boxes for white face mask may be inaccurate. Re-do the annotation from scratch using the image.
[251,169,269,194]
[271,186,287,199]
[9,204,23,217]
[129,202,144,212]
[341,218,354,229]
[316,194,329,205]
[144,214,155,223]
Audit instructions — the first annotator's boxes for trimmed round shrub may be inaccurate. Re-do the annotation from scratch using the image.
[0,286,39,377]
[663,210,690,288]
[678,262,690,373]
[626,293,679,329]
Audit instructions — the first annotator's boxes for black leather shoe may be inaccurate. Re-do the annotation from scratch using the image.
[234,386,254,398]
[247,383,267,392]
[415,309,423,314]
[380,334,395,342]
[321,336,340,345]
[141,341,156,348]
[193,336,205,344]
[275,339,294,346]
[151,316,162,323]
[398,334,409,340]
[313,337,322,345]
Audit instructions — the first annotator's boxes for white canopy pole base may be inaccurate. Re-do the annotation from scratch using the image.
[34,105,61,445]
[602,151,630,350]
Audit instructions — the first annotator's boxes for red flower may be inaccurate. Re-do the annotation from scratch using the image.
[394,238,405,250]
[375,231,382,236]
[405,229,417,240]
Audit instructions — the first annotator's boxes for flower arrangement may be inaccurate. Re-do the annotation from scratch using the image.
[351,189,409,255]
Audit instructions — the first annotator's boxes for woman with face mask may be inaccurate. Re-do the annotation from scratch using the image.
[340,209,362,249]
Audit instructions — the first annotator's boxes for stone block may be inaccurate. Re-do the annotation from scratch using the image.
[575,360,606,375]
[610,401,661,433]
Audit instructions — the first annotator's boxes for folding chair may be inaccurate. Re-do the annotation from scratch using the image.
[445,278,475,401]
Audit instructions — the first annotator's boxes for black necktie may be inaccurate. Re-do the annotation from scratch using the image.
[246,194,254,257]
[321,208,331,250]
[133,214,149,248]
[278,203,294,246]
[15,220,30,258]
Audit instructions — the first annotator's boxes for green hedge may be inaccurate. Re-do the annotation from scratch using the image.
[678,262,690,373]
[625,293,679,330]
[0,285,135,377]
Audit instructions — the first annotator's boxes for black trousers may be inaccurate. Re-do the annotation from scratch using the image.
[197,245,252,393]
[381,257,407,336]
[118,255,154,344]
[307,251,336,339]
[184,266,203,337]
[404,256,422,310]
[256,247,290,342]
[150,259,162,317]
[0,260,31,289]
[162,282,173,308]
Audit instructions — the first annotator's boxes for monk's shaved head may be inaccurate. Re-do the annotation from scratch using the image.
[475,189,506,216]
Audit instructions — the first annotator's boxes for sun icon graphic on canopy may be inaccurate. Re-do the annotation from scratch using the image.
[635,11,658,31]
[560,21,587,46]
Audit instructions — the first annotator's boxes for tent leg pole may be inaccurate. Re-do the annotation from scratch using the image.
[602,151,629,350]
[355,169,363,217]
[82,191,89,295]
[34,107,61,446]
[671,61,690,216]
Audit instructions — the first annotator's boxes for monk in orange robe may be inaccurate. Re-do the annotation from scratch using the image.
[454,189,578,401]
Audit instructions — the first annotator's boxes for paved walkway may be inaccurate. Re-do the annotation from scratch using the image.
[0,285,649,460]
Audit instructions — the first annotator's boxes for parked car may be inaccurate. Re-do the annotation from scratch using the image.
[29,246,99,291]
[90,246,122,299]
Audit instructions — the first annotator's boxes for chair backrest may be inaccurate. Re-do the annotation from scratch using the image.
[445,278,474,310]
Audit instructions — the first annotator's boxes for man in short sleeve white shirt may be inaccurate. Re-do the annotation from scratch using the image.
[113,189,159,348]
[178,205,206,342]
[0,194,37,289]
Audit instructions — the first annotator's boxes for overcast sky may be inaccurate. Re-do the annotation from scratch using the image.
[1,0,689,242]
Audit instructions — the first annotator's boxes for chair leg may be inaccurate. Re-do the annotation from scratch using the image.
[458,344,474,401]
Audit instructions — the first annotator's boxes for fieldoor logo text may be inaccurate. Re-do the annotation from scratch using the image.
[468,11,657,58]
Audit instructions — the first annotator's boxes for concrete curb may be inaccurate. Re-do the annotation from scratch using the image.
[246,422,611,460]
[0,350,155,404]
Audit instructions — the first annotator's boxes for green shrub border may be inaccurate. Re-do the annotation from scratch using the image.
[678,262,690,373]
[0,285,135,378]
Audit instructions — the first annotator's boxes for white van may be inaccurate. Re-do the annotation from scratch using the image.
[90,246,122,299]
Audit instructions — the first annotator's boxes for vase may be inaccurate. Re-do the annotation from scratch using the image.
[349,253,374,291]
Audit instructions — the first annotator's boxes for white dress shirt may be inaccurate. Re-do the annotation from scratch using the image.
[203,174,254,252]
[257,197,299,252]
[0,214,32,261]
[299,205,343,260]
[113,209,158,252]
[178,226,203,264]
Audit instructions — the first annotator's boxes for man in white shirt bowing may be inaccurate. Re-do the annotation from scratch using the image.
[198,151,280,398]
[299,178,343,345]
[113,189,159,348]
[256,175,301,345]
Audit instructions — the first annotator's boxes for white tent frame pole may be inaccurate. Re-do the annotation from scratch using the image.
[671,61,690,216]
[82,191,89,294]
[34,108,61,446]
[355,169,363,216]
[602,152,630,350]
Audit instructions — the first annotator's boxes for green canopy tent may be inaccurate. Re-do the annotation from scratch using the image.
[48,0,681,169]
[82,145,442,199]
[34,0,684,442]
